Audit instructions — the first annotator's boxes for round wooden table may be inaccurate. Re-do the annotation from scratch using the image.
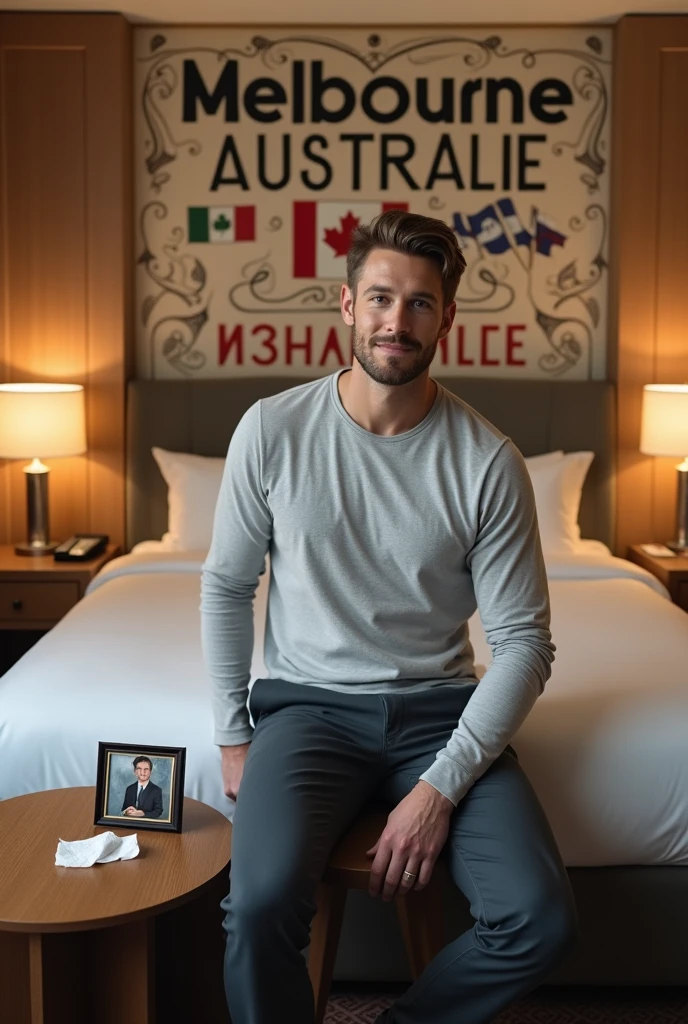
[0,787,232,1024]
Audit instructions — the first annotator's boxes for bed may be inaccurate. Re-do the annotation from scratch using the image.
[1,376,687,986]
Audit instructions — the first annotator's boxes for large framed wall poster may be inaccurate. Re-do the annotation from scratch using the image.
[134,26,611,380]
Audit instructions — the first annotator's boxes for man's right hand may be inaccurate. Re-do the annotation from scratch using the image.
[220,742,251,800]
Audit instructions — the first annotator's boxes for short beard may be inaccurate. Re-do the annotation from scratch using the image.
[351,325,439,387]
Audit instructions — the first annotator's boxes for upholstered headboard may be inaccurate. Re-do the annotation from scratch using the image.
[126,377,616,552]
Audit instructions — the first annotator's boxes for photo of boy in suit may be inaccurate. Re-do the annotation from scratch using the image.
[121,755,163,818]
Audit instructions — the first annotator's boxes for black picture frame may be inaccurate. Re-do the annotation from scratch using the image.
[94,741,186,833]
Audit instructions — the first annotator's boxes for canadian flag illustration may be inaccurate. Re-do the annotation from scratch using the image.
[293,201,409,279]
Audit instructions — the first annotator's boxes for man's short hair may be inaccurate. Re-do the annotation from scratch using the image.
[133,755,153,770]
[346,209,467,306]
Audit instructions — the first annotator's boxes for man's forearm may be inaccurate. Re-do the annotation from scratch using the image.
[420,635,554,806]
[200,567,257,745]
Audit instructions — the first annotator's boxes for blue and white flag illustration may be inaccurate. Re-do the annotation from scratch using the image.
[453,213,473,246]
[496,198,532,247]
[467,205,510,254]
[453,199,566,257]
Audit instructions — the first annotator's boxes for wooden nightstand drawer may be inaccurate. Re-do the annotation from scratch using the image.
[0,581,80,624]
[0,544,121,672]
[627,546,688,612]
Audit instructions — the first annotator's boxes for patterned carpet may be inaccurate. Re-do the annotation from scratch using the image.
[323,984,688,1023]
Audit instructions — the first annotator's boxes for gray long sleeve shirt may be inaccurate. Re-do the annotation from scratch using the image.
[200,368,555,806]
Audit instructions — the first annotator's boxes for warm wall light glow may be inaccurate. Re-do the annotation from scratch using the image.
[639,384,688,457]
[0,383,87,459]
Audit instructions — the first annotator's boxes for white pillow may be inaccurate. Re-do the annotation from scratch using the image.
[524,450,563,469]
[526,451,595,554]
[151,447,224,552]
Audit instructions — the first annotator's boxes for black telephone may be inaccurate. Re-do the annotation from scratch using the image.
[54,534,109,561]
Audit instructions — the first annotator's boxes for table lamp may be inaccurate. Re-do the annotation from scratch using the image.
[0,383,87,556]
[639,383,688,552]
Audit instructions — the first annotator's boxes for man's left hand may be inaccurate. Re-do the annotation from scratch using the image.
[366,780,454,901]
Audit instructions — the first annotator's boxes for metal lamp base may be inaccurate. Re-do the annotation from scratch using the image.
[15,540,59,557]
[671,465,688,554]
[17,460,58,556]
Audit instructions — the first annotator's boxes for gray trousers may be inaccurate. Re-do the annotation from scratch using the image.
[222,678,578,1024]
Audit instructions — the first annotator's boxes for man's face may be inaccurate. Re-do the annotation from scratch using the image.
[134,762,151,783]
[340,249,455,387]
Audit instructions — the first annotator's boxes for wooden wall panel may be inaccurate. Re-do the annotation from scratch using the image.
[653,49,688,544]
[0,13,133,549]
[1,47,89,544]
[612,16,688,554]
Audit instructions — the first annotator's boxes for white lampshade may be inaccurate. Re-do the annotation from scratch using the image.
[0,383,87,459]
[640,384,688,457]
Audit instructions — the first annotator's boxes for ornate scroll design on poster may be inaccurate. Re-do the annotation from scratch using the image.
[534,309,589,378]
[228,256,341,315]
[149,307,209,377]
[454,263,516,315]
[550,204,607,323]
[137,202,209,375]
[142,68,201,193]
[531,203,607,376]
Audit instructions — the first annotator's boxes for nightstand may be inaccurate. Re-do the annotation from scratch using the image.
[626,545,688,611]
[0,543,121,673]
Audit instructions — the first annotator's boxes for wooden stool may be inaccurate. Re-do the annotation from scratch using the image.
[308,803,448,1024]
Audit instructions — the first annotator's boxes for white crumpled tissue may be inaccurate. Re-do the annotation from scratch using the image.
[55,831,140,868]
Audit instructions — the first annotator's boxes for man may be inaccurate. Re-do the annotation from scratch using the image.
[121,755,163,818]
[200,210,577,1024]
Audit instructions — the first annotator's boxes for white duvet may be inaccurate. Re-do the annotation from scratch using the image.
[1,546,687,867]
